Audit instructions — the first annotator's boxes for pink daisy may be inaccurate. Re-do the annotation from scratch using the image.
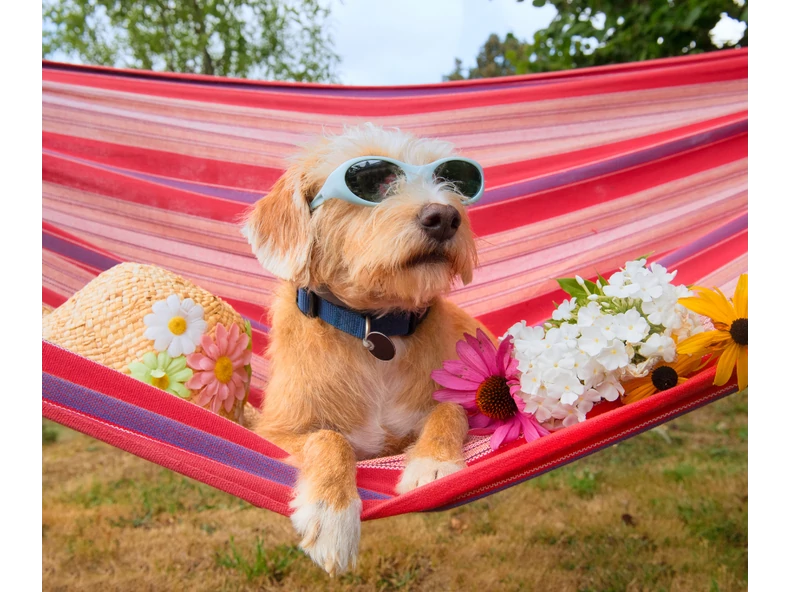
[431,329,549,450]
[186,323,252,414]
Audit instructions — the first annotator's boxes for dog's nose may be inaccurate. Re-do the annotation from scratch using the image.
[418,204,461,242]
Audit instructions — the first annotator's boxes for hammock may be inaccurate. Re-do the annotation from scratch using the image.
[42,49,748,521]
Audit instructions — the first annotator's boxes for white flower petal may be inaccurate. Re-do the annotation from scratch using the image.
[167,340,183,357]
[186,304,205,321]
[153,334,174,352]
[151,300,170,316]
[143,313,164,328]
[178,335,197,356]
[144,325,170,342]
[166,294,181,313]
[187,320,207,341]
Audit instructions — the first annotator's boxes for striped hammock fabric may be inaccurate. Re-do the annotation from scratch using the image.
[42,49,747,520]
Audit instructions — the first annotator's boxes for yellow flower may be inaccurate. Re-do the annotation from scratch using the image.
[622,353,702,405]
[676,274,747,391]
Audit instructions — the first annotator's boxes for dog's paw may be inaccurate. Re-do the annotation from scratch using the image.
[290,486,361,576]
[395,457,466,494]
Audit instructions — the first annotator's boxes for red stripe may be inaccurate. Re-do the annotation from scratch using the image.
[43,152,248,222]
[42,220,122,258]
[470,133,746,235]
[42,287,68,308]
[43,399,292,516]
[41,340,737,521]
[43,112,746,195]
[670,227,748,287]
[360,368,736,520]
[485,111,747,188]
[222,297,270,327]
[42,342,288,460]
[43,132,280,192]
[476,225,747,336]
[43,49,745,92]
[43,52,746,116]
[249,328,269,356]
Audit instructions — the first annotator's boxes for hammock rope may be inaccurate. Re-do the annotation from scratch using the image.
[42,49,747,520]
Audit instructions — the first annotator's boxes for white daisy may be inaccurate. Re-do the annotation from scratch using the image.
[143,294,207,357]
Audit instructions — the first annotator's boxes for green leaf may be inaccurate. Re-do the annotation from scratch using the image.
[243,319,253,351]
[557,277,588,300]
[582,278,599,295]
[595,270,609,287]
[683,6,703,30]
[634,250,655,262]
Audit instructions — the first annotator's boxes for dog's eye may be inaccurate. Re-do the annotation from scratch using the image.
[345,160,404,203]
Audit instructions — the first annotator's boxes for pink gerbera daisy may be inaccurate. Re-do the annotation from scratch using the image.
[431,329,549,450]
[186,323,252,414]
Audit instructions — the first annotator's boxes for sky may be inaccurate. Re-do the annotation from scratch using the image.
[44,0,747,86]
[326,0,556,85]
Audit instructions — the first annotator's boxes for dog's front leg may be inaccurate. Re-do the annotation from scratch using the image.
[290,429,361,576]
[396,402,468,494]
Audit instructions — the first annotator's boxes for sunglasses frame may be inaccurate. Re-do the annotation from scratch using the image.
[309,156,485,211]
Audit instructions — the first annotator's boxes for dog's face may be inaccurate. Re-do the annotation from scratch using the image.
[243,125,478,311]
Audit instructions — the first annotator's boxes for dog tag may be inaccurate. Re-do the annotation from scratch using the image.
[363,331,396,361]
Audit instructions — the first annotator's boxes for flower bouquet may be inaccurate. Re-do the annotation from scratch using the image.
[432,257,748,450]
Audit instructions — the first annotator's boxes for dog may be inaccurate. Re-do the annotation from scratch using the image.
[243,124,490,575]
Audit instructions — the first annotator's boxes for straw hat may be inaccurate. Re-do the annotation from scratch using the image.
[43,263,251,424]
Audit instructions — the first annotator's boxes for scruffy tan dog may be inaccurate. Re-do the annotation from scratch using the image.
[243,124,489,575]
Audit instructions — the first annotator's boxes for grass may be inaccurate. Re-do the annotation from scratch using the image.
[42,393,747,591]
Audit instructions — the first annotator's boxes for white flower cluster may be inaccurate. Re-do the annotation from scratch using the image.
[505,259,704,431]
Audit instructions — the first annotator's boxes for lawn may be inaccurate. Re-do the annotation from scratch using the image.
[42,393,747,591]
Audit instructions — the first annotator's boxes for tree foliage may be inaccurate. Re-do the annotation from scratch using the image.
[446,0,747,80]
[43,0,338,82]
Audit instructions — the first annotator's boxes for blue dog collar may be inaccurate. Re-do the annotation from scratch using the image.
[296,288,428,360]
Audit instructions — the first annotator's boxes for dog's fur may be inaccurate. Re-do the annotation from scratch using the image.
[243,124,489,575]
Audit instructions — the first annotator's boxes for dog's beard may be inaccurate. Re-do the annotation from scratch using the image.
[308,198,476,312]
[402,248,449,268]
[313,244,471,312]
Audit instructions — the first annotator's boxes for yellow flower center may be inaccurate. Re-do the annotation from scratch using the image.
[475,376,517,420]
[150,372,170,390]
[214,356,234,384]
[168,316,187,335]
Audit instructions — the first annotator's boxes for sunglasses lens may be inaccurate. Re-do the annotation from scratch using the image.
[345,159,404,202]
[433,161,482,201]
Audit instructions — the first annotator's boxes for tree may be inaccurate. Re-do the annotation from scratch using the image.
[446,0,747,79]
[42,0,338,82]
[445,34,525,81]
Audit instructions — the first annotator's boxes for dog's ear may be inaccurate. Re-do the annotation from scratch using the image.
[242,168,313,283]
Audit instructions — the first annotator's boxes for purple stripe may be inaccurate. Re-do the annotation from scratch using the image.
[43,231,120,271]
[43,149,262,204]
[244,317,270,332]
[43,372,391,500]
[658,213,748,268]
[118,170,262,203]
[473,119,747,207]
[434,385,737,512]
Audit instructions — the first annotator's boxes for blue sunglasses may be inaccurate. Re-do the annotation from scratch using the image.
[310,156,485,211]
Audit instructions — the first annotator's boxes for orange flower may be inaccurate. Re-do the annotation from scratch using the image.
[676,274,747,391]
[622,353,702,405]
